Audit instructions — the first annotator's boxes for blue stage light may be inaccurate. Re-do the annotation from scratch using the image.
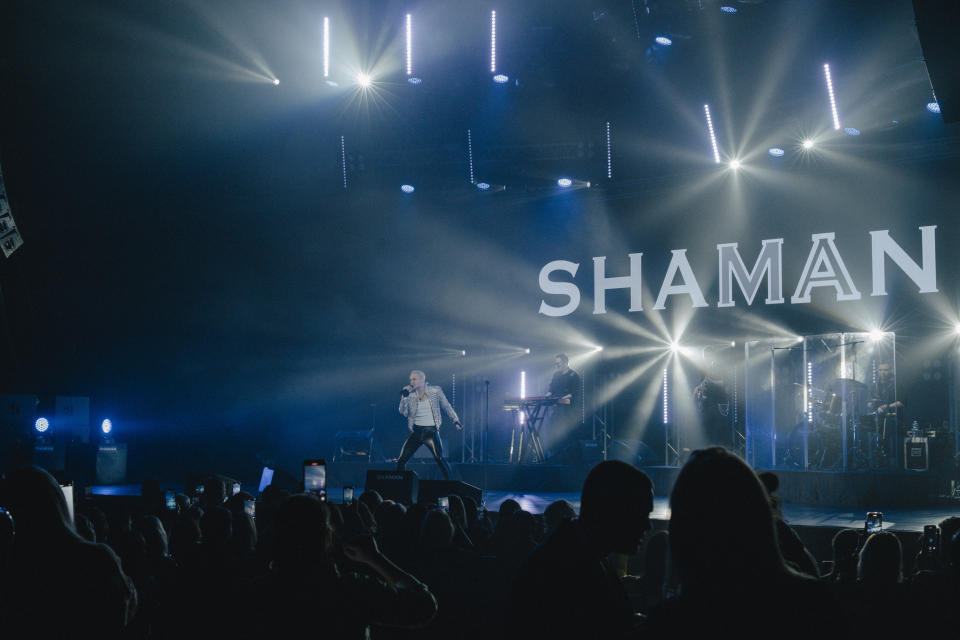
[844,127,860,136]
[557,178,573,187]
[720,6,738,13]
[476,182,490,190]
[493,74,509,84]
[101,419,113,435]
[401,184,415,193]
[35,417,49,433]
[768,147,785,157]
[655,36,672,46]
[408,77,422,85]
[926,101,941,114]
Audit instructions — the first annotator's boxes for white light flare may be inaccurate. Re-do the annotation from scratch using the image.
[704,104,721,164]
[405,14,412,76]
[823,63,841,130]
[490,10,497,73]
[323,17,330,78]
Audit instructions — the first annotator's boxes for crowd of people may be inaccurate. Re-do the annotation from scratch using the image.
[1,448,958,638]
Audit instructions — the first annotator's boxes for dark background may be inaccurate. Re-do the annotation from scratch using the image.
[1,0,957,481]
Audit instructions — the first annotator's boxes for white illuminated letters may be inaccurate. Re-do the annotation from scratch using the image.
[593,253,643,314]
[653,249,708,310]
[870,226,937,296]
[791,233,861,304]
[717,239,784,307]
[539,260,580,317]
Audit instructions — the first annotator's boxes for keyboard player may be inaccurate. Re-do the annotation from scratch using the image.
[545,353,582,457]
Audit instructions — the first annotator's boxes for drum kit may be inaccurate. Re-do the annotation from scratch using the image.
[784,377,893,471]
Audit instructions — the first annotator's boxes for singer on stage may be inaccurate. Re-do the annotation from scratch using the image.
[397,370,462,480]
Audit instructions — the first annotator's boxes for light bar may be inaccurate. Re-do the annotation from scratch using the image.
[655,36,672,46]
[926,101,941,114]
[520,370,526,424]
[340,136,347,189]
[490,10,497,73]
[467,129,475,184]
[405,14,412,76]
[662,368,669,424]
[823,63,841,130]
[605,121,612,179]
[704,104,721,163]
[323,17,330,78]
[768,147,785,157]
[806,361,813,423]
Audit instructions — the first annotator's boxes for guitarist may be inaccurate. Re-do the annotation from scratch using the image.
[694,361,731,448]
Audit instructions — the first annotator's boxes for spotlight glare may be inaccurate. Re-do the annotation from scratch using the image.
[356,73,372,88]
[844,127,860,136]
[655,36,672,46]
[768,147,785,157]
[525,348,531,354]
[703,104,721,163]
[954,323,960,335]
[729,159,741,170]
[802,139,815,149]
[557,178,573,188]
[669,341,680,354]
[272,78,279,86]
[476,182,490,190]
[730,341,736,347]
[720,6,738,13]
[101,419,113,435]
[926,101,941,114]
[461,350,467,357]
[594,345,603,352]
[823,63,841,130]
[493,73,509,84]
[35,417,49,433]
[400,184,415,193]
[868,329,883,343]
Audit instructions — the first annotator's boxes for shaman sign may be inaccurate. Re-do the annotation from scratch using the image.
[538,226,938,317]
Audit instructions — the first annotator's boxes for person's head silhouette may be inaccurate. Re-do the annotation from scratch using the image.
[579,460,654,555]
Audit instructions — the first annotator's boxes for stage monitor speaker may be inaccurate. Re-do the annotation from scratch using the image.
[913,0,960,123]
[33,441,67,473]
[904,437,929,471]
[579,440,604,465]
[418,480,482,507]
[96,443,128,484]
[365,469,419,505]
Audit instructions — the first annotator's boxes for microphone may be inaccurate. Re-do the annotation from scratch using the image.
[400,388,410,397]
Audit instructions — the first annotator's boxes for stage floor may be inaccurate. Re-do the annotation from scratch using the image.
[91,484,960,532]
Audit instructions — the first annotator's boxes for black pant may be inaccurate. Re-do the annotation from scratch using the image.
[397,427,451,480]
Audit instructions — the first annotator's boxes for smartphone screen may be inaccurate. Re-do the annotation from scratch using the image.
[865,511,883,534]
[244,499,256,517]
[232,482,241,496]
[303,459,326,495]
[923,525,939,553]
[438,496,449,511]
[165,490,176,511]
[343,486,354,504]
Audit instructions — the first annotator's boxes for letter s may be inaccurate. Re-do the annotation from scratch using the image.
[539,260,580,317]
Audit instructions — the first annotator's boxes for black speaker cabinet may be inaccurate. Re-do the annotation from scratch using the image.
[95,443,128,484]
[365,469,419,505]
[418,480,483,507]
[904,437,929,472]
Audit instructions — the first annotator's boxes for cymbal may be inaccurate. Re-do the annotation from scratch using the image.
[833,378,866,389]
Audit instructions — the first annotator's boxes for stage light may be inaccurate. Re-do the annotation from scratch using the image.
[729,159,741,170]
[954,322,960,335]
[844,127,860,136]
[493,74,509,84]
[868,329,883,342]
[795,336,804,343]
[704,104,721,164]
[823,64,841,130]
[325,80,339,87]
[461,350,467,356]
[34,417,49,433]
[357,73,372,88]
[466,129,475,184]
[720,6,738,13]
[272,78,280,86]
[405,14,413,76]
[557,178,573,188]
[802,139,815,149]
[401,184,415,193]
[662,368,669,424]
[605,121,612,179]
[524,348,531,354]
[101,419,113,435]
[490,10,497,72]
[323,17,330,78]
[476,182,490,190]
[593,345,603,352]
[730,341,736,347]
[768,147,785,157]
[340,136,347,189]
[408,77,422,85]
[669,341,680,354]
[655,36,672,46]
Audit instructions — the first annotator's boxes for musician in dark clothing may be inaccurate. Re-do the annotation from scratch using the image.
[694,361,731,448]
[546,353,584,455]
[867,361,902,468]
